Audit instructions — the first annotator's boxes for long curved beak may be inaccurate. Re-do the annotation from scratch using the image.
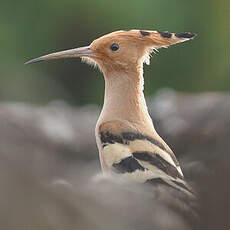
[25,46,94,65]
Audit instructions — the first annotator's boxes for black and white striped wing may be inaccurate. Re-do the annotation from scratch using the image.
[100,131,193,195]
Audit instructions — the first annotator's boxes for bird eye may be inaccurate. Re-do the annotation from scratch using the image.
[110,43,119,51]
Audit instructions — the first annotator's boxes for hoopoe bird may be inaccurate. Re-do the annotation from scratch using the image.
[26,29,196,196]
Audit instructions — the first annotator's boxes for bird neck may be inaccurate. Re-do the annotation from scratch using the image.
[98,67,154,130]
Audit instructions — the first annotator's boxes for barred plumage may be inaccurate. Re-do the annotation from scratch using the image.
[97,121,193,196]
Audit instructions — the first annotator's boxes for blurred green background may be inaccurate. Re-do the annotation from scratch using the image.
[1,0,229,105]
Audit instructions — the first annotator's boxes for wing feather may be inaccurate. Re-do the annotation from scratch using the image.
[98,121,194,196]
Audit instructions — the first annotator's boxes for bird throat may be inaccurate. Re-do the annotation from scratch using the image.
[98,68,153,128]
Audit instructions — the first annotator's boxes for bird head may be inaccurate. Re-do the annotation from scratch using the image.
[25,30,196,75]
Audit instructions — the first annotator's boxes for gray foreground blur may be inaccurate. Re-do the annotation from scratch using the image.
[0,89,230,230]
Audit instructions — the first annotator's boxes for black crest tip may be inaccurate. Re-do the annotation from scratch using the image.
[175,32,197,39]
[158,31,172,38]
[140,30,150,36]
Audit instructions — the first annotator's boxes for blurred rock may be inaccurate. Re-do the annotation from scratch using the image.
[0,89,230,229]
